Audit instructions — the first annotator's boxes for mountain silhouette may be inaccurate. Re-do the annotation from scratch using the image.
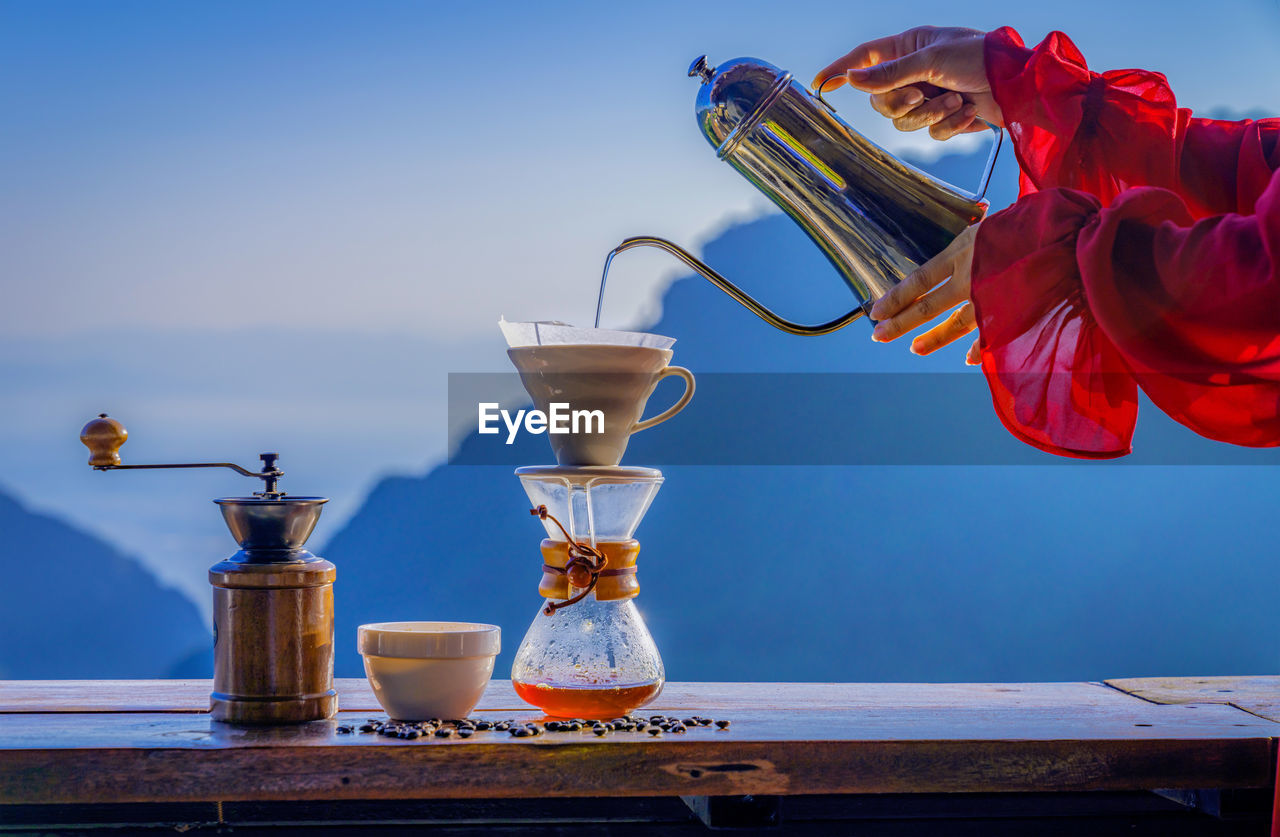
[0,487,208,678]
[323,143,1280,684]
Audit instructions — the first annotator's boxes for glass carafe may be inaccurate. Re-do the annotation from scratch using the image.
[511,466,665,718]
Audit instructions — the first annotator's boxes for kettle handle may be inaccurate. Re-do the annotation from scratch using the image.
[973,119,1003,201]
[811,76,1003,202]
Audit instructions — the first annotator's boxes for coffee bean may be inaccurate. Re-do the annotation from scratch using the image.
[682,718,697,727]
[715,720,731,730]
[512,727,531,738]
[457,728,474,738]
[593,726,608,736]
[358,723,376,733]
[671,724,687,733]
[648,727,662,736]
[474,720,492,730]
[434,728,453,738]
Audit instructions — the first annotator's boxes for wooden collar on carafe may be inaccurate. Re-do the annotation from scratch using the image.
[530,505,638,614]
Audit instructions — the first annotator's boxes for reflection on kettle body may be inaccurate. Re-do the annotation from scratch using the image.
[597,55,1002,335]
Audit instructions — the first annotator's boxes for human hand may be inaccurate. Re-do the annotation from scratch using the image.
[869,223,981,363]
[812,26,1001,141]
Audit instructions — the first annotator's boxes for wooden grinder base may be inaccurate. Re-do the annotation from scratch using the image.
[209,557,337,724]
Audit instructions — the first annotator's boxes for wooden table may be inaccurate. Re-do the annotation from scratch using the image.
[2,677,1278,834]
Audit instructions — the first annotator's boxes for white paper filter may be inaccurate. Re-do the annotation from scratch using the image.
[499,318,675,350]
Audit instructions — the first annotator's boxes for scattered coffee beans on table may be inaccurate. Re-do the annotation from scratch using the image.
[344,713,732,740]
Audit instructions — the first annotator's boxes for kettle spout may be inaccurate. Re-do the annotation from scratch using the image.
[599,237,866,336]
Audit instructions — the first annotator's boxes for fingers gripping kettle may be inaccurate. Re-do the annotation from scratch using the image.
[599,56,1002,334]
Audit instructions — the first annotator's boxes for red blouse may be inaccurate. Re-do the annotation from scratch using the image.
[971,27,1280,458]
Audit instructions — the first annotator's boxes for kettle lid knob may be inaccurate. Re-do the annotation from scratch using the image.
[688,55,715,82]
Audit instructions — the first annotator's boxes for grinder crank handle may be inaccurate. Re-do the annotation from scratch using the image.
[80,413,129,468]
[79,414,284,494]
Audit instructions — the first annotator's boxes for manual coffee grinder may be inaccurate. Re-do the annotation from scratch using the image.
[79,414,337,724]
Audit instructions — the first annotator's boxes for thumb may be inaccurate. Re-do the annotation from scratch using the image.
[846,49,935,94]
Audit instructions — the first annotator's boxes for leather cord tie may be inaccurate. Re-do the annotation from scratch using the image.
[530,505,608,615]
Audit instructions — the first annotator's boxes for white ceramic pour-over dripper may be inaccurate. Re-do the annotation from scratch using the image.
[500,321,694,467]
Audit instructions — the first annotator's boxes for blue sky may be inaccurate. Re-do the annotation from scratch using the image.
[2,0,1277,610]
[3,0,1277,339]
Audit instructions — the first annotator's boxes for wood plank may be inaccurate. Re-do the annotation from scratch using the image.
[1,695,1276,803]
[0,680,216,713]
[1106,676,1280,722]
[3,679,1173,714]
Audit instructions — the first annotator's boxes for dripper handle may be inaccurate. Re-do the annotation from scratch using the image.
[632,366,695,434]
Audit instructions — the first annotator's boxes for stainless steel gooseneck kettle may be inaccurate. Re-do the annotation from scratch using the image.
[601,55,1002,335]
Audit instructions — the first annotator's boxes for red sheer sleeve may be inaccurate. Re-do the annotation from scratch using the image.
[984,26,1279,214]
[970,28,1280,457]
[969,191,1138,458]
[972,169,1280,457]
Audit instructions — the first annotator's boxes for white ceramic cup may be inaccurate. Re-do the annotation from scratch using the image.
[358,622,500,721]
[507,344,695,466]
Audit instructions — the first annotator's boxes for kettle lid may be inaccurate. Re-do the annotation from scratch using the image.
[689,55,792,150]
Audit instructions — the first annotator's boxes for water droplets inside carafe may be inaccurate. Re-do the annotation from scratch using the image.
[511,593,664,719]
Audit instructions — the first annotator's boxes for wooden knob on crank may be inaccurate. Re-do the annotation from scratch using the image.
[80,413,127,468]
